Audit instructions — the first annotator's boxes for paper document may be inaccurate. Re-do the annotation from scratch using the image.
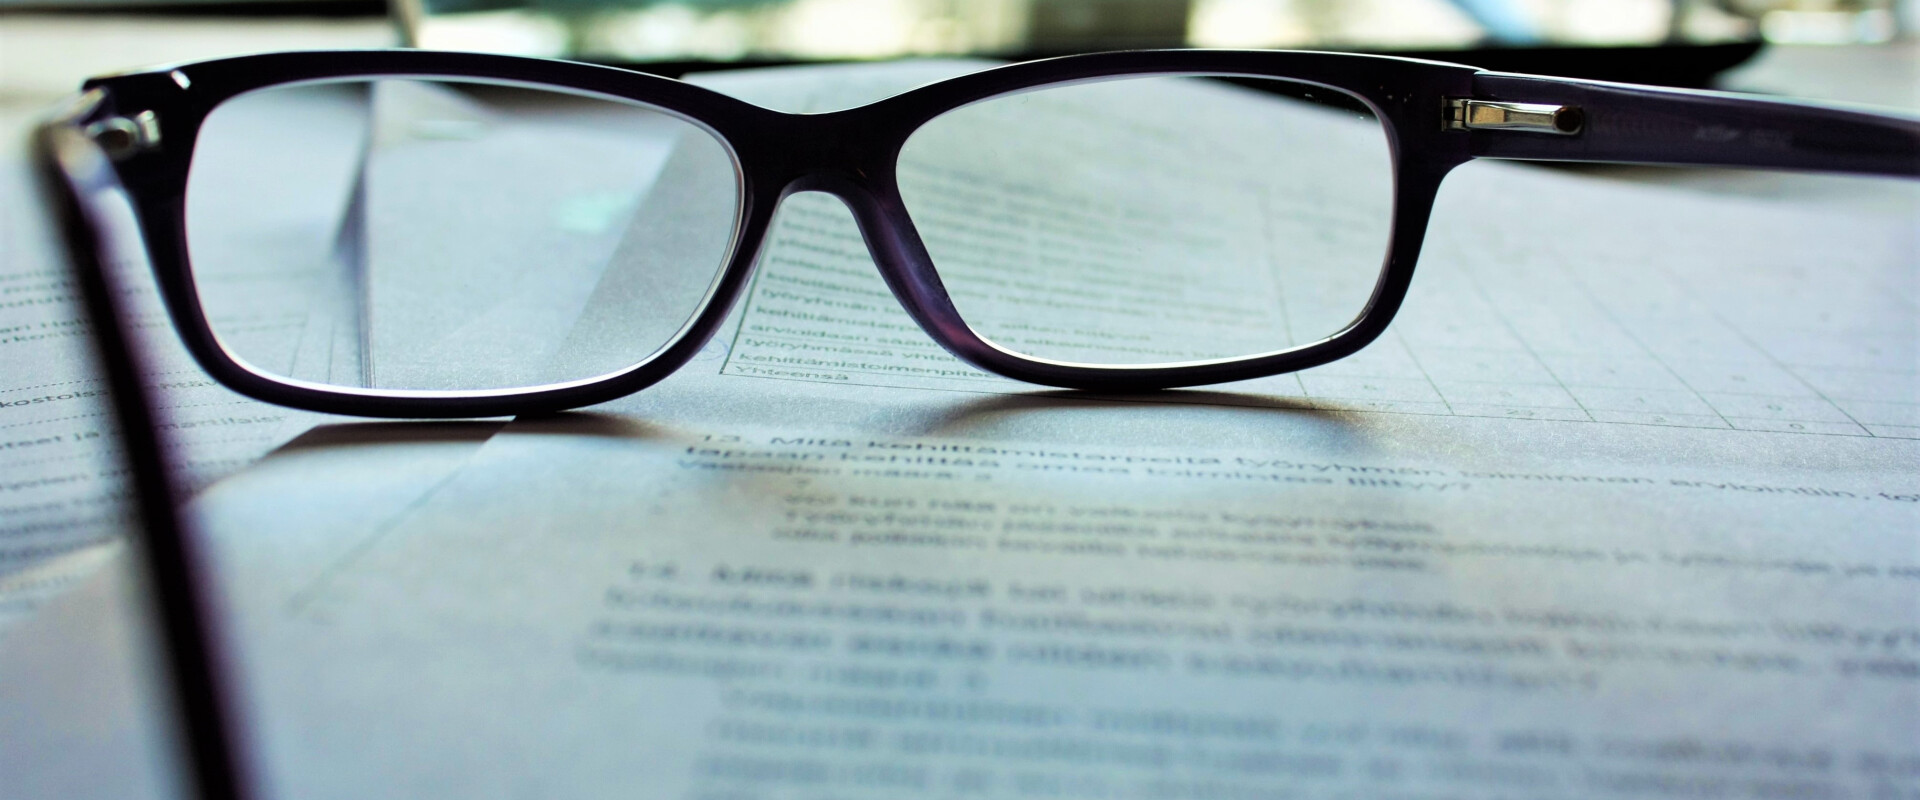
[162,63,1917,799]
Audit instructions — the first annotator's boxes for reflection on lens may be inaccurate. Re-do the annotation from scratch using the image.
[898,75,1394,366]
[185,79,741,392]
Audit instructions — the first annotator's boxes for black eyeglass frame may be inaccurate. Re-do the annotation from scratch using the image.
[46,48,1920,419]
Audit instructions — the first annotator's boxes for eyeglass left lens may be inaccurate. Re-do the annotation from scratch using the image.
[184,78,741,392]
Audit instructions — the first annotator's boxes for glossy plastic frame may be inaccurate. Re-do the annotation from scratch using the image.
[47,48,1920,419]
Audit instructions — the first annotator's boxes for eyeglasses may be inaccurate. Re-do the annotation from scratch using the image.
[39,49,1920,419]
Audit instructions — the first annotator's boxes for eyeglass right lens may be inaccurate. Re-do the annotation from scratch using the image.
[184,78,742,393]
[897,74,1395,368]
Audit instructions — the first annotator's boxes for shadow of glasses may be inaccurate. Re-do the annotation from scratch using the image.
[903,388,1375,441]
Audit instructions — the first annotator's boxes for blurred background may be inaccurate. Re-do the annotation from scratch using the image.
[389,0,1912,64]
[1,0,1914,84]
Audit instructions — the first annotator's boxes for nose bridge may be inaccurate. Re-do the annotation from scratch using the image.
[743,105,909,273]
[752,105,898,201]
[735,105,966,352]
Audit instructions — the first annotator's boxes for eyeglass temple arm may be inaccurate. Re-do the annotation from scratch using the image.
[1463,72,1920,180]
[34,95,255,800]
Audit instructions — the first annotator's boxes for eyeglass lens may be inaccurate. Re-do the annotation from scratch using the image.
[184,78,742,392]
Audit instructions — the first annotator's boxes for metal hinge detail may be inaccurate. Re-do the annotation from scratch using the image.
[84,110,161,159]
[1445,99,1584,135]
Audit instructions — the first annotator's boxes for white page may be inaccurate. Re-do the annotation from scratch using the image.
[219,413,1918,798]
[0,422,502,800]
[160,63,1918,799]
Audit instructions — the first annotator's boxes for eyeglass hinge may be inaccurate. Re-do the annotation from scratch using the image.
[1445,99,1584,135]
[85,110,161,160]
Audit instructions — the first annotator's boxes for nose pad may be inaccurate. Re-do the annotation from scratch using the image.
[763,189,904,307]
[722,188,984,388]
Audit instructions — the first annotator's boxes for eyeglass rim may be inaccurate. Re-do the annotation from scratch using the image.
[52,47,1920,418]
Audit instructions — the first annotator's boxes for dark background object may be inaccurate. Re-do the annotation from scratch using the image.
[607,41,1765,87]
[1362,41,1765,87]
[0,0,1770,89]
